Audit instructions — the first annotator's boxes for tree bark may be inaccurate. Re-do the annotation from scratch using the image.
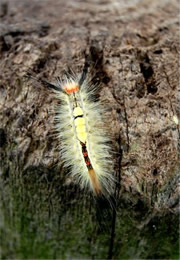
[0,0,179,214]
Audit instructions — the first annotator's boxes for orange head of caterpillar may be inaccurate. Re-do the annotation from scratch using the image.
[64,82,79,94]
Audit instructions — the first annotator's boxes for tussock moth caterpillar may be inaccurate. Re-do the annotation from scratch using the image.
[27,60,115,198]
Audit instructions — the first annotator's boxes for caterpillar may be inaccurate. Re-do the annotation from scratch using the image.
[27,62,115,198]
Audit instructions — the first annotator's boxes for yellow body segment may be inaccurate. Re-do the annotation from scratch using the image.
[76,125,86,133]
[74,117,85,127]
[77,132,87,143]
[73,107,83,117]
[73,106,87,143]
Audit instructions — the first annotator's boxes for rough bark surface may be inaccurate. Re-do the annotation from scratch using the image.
[0,0,179,215]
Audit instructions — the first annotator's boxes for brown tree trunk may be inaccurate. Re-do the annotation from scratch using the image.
[0,0,179,215]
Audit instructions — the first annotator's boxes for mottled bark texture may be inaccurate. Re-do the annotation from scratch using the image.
[0,0,179,214]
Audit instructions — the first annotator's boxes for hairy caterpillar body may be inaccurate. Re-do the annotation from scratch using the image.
[27,69,115,198]
[53,75,114,197]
